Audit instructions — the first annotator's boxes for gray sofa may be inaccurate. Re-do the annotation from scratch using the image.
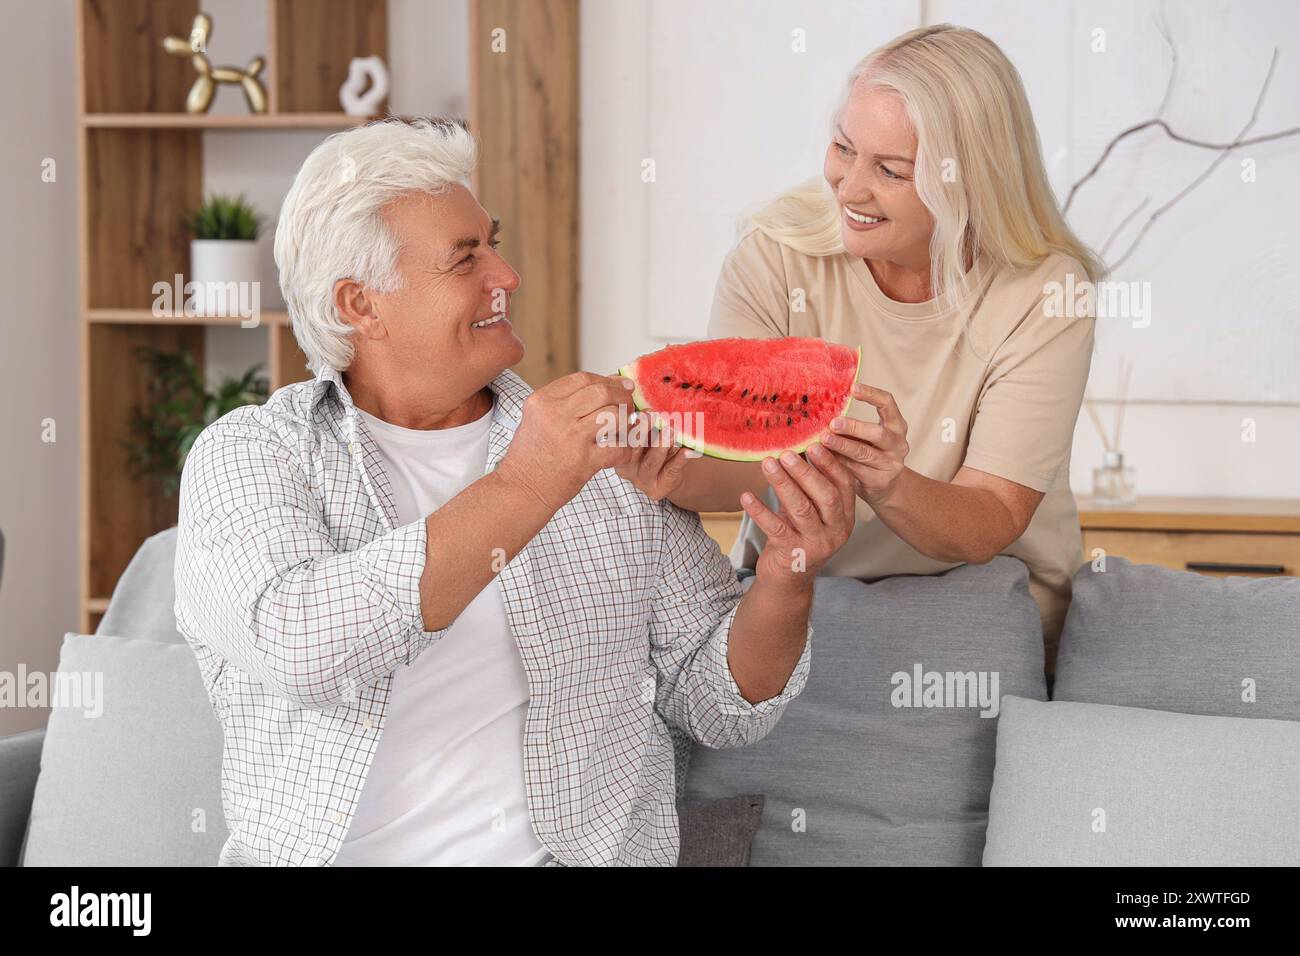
[3,529,1297,866]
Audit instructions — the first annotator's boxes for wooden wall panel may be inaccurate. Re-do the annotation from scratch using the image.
[81,0,197,114]
[274,0,388,113]
[470,0,579,387]
[270,323,312,389]
[87,323,204,599]
[85,129,202,309]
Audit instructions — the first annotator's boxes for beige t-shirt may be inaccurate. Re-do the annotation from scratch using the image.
[707,227,1096,667]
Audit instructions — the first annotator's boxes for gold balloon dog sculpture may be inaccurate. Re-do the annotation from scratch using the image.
[162,13,268,115]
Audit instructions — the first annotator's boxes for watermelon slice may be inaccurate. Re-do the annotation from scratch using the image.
[618,337,862,461]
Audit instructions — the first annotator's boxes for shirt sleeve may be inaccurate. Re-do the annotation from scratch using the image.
[961,256,1097,493]
[173,408,448,711]
[648,501,812,749]
[706,227,792,340]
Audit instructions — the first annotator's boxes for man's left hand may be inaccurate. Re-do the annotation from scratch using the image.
[744,442,855,590]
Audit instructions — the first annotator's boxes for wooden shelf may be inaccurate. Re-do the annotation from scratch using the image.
[83,112,375,130]
[75,0,384,632]
[89,308,290,327]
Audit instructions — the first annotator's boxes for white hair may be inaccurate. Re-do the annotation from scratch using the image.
[273,116,478,373]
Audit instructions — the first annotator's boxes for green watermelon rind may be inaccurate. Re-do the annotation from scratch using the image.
[618,344,862,462]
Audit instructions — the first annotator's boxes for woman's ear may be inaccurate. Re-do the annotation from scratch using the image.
[333,278,386,341]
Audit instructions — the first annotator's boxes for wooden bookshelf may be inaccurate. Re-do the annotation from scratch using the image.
[75,0,386,632]
[76,0,580,633]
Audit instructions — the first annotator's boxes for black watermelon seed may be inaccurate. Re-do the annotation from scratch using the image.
[802,409,810,418]
[662,375,671,382]
[764,421,769,428]
[741,388,748,397]
[771,393,779,401]
[801,394,808,403]
[694,383,703,389]
[679,382,690,389]
[746,418,751,427]
[786,416,793,426]
[712,385,721,392]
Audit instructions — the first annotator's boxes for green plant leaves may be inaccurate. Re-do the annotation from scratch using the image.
[123,346,270,496]
[184,192,265,241]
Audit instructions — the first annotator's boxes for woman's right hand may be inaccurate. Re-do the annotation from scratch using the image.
[614,414,694,502]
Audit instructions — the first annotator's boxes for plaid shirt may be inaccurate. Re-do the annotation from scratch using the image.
[174,365,811,866]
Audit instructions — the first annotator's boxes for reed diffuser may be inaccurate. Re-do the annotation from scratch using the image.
[1084,358,1137,507]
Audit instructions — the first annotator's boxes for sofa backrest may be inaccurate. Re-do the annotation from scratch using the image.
[97,527,185,644]
[1054,557,1300,721]
[683,556,1048,866]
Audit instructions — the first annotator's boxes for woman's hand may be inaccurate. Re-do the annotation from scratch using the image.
[746,444,855,588]
[613,413,694,502]
[822,383,910,506]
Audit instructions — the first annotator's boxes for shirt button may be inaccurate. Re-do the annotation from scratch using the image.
[363,718,373,730]
[329,811,343,825]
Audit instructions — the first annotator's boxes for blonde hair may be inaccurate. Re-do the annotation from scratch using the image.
[750,24,1104,307]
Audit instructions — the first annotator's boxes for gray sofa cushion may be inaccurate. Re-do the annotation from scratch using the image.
[23,633,227,866]
[984,695,1300,865]
[97,527,185,644]
[1055,558,1300,721]
[683,557,1048,866]
[677,795,765,867]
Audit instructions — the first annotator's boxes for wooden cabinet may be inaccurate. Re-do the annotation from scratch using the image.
[76,0,385,632]
[1079,496,1300,578]
[700,498,1300,581]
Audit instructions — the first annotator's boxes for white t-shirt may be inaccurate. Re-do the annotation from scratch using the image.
[332,401,550,867]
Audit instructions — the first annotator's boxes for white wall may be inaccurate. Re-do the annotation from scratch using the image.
[581,0,1300,499]
[0,0,80,736]
[929,0,1300,496]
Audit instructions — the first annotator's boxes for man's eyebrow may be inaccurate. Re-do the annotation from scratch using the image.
[446,219,501,258]
[835,125,914,164]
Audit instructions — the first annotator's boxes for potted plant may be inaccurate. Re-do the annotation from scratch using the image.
[184,193,265,316]
[124,346,269,496]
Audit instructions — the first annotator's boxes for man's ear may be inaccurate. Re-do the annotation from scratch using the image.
[333,278,386,341]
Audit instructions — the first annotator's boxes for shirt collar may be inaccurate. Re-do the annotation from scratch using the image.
[310,364,530,431]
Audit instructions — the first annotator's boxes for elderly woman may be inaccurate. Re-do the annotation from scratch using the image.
[173,117,852,867]
[619,25,1100,668]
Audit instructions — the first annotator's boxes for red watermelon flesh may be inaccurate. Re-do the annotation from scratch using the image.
[619,337,862,461]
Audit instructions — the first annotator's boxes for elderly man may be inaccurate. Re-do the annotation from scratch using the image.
[174,117,854,867]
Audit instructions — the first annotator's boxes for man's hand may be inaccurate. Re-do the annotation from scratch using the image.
[745,442,856,590]
[495,372,638,512]
[723,443,854,703]
[613,413,695,501]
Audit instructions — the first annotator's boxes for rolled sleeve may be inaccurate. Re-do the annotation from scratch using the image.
[700,600,813,719]
[649,502,810,748]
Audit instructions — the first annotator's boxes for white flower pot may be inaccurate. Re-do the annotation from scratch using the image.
[189,239,262,317]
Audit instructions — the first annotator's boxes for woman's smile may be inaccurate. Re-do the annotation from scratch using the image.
[843,206,889,231]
